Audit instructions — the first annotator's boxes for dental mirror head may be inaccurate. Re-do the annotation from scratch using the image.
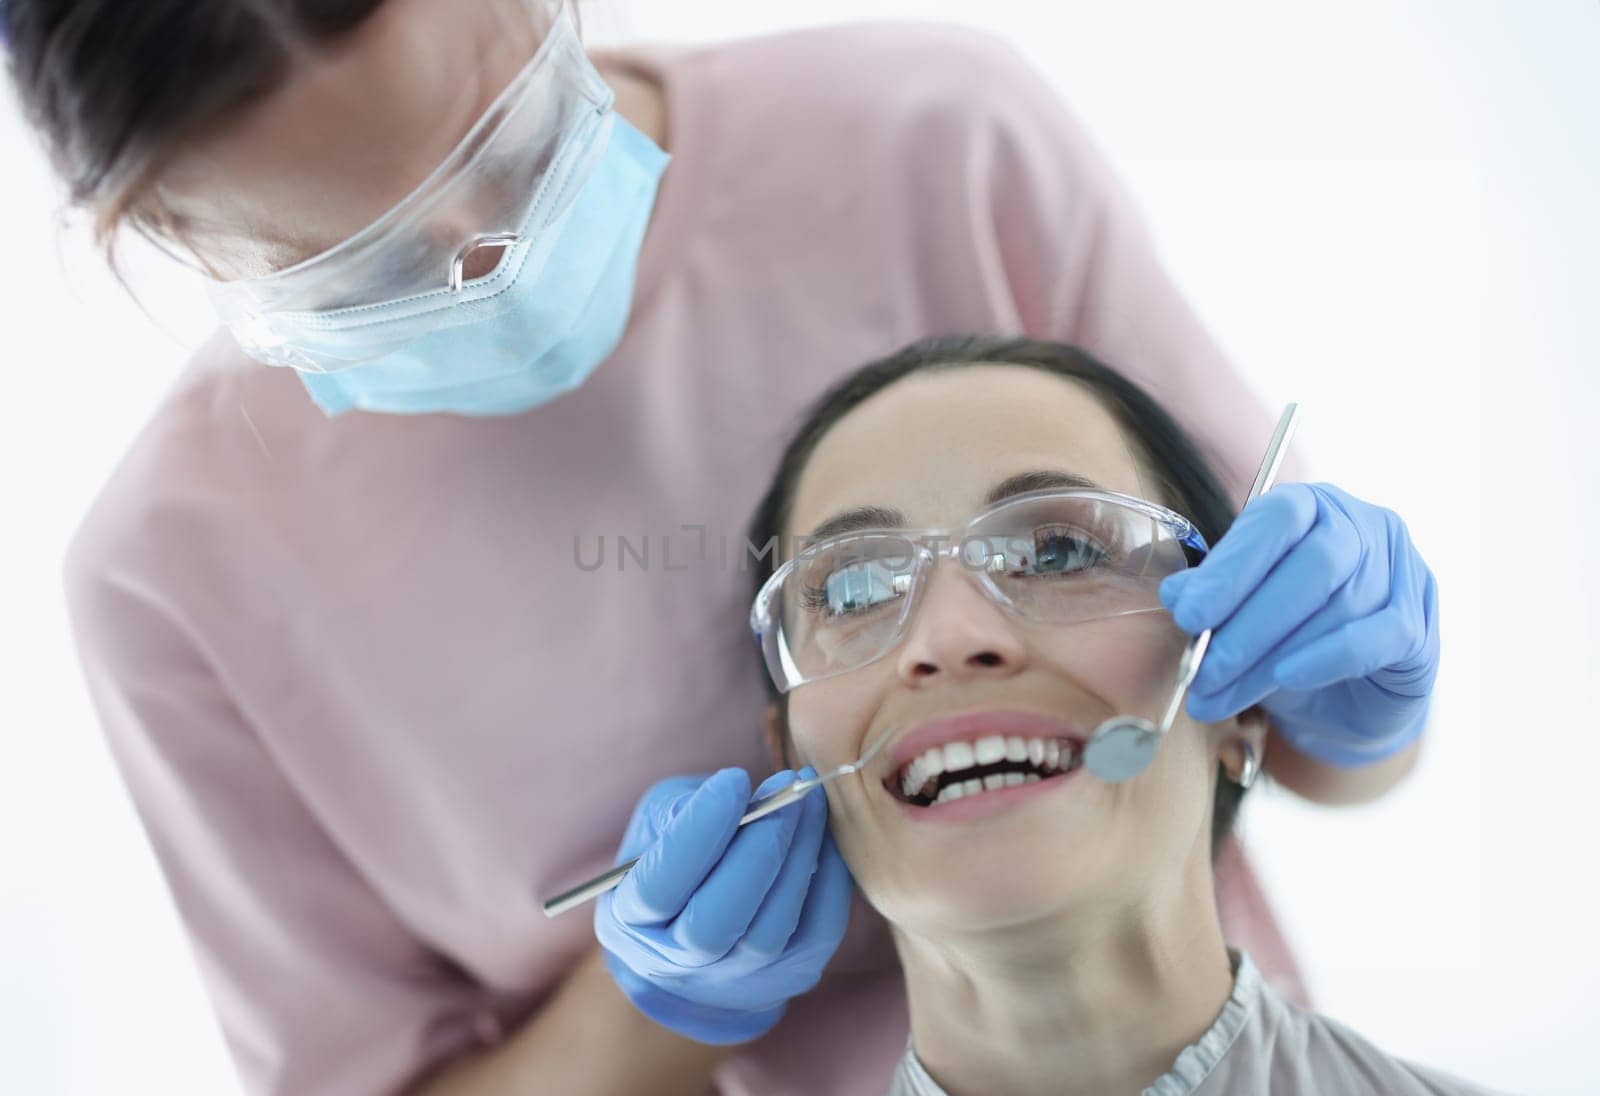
[1083,717,1162,782]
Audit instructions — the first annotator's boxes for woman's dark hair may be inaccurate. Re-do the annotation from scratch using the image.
[1,0,386,248]
[747,335,1251,857]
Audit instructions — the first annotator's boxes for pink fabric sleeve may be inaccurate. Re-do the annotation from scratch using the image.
[64,515,489,1096]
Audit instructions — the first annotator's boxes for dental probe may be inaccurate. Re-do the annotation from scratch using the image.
[1081,402,1301,783]
[541,723,898,917]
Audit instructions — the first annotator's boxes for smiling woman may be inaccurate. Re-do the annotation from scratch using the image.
[745,335,1498,1096]
[750,336,1253,858]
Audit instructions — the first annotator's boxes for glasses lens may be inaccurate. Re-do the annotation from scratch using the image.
[777,534,920,684]
[971,494,1191,624]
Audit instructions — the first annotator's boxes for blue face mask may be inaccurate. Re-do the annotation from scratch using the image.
[289,114,668,417]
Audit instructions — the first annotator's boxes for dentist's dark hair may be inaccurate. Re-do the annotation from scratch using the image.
[747,335,1254,858]
[1,0,387,251]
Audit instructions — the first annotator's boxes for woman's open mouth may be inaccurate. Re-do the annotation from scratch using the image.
[884,733,1084,807]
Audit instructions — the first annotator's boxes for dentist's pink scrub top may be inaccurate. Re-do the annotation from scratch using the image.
[65,23,1310,1096]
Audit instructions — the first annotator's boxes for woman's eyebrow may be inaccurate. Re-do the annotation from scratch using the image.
[806,472,1107,539]
[808,506,905,540]
[985,470,1108,504]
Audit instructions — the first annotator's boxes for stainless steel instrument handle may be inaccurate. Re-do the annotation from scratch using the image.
[541,777,822,918]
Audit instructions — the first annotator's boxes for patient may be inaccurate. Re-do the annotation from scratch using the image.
[745,336,1498,1096]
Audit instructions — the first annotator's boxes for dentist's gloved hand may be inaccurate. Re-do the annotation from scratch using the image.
[1159,482,1439,767]
[594,766,852,1045]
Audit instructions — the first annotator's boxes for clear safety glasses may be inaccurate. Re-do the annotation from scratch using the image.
[204,0,612,372]
[750,488,1210,694]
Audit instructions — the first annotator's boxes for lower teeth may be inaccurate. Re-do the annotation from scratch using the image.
[911,768,1059,806]
[936,773,1040,803]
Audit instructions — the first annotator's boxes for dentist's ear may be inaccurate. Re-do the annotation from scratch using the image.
[763,700,797,771]
[1218,706,1270,789]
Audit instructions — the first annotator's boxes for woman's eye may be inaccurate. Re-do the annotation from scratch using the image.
[801,562,902,617]
[1027,528,1108,575]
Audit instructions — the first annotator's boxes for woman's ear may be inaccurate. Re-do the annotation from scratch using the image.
[762,701,791,770]
[1218,706,1270,788]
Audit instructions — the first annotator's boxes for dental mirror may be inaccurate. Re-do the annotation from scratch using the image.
[1082,402,1301,783]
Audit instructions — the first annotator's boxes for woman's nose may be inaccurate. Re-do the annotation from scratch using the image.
[895,562,1029,685]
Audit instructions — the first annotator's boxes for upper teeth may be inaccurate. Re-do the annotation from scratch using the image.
[897,735,1069,802]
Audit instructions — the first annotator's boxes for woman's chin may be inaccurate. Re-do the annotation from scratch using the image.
[869,853,1104,934]
[844,778,1118,922]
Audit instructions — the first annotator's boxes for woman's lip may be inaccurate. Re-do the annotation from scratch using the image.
[880,709,1087,778]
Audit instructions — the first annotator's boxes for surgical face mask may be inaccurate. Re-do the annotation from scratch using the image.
[204,0,669,417]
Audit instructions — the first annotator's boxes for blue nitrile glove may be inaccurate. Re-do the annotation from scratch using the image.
[594,766,853,1044]
[1158,482,1440,767]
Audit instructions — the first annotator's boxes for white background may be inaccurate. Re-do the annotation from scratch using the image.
[3,1,1597,1092]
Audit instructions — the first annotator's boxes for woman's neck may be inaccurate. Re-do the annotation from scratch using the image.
[895,860,1235,1096]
